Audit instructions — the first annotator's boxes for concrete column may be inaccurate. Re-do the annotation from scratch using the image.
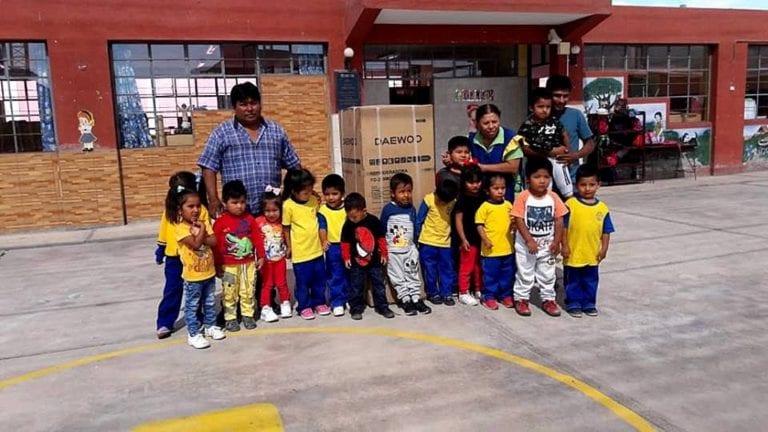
[710,41,747,175]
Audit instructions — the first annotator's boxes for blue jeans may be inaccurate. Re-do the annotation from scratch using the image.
[157,256,183,330]
[348,265,387,314]
[183,277,216,337]
[325,244,349,308]
[481,255,515,301]
[565,265,599,311]
[293,256,327,311]
[419,244,455,298]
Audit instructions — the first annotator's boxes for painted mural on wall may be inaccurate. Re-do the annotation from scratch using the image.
[77,110,97,152]
[583,77,624,114]
[661,127,712,167]
[743,124,768,166]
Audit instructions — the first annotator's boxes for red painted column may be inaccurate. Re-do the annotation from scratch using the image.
[710,41,747,175]
[48,37,117,150]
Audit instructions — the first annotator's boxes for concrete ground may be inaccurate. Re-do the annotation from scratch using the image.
[1,171,767,431]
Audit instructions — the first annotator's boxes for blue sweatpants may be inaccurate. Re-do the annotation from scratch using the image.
[419,244,455,298]
[156,256,183,330]
[565,265,600,311]
[293,256,327,311]
[481,254,515,301]
[325,243,349,308]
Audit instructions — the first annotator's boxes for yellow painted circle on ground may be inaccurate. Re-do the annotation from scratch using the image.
[0,326,656,431]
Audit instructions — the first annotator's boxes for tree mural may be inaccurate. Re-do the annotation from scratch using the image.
[584,78,623,113]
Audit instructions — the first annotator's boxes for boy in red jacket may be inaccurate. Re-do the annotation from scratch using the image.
[213,180,262,331]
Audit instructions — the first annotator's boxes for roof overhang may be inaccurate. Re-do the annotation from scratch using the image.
[374,9,591,26]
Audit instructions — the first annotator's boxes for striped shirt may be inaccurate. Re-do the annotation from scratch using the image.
[198,117,300,213]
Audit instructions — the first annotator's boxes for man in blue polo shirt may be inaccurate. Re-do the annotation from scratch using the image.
[199,82,301,216]
[546,75,595,183]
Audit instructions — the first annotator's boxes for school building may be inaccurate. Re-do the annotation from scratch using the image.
[1,0,767,232]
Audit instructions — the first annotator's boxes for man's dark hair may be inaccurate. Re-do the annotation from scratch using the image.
[525,156,554,178]
[222,180,247,202]
[435,178,459,202]
[448,135,471,152]
[389,172,413,192]
[575,164,599,182]
[230,82,261,107]
[529,87,553,107]
[344,192,367,211]
[321,174,345,194]
[546,74,573,92]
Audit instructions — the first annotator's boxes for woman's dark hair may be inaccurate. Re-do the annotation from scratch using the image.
[282,168,316,201]
[474,104,501,122]
[460,164,483,190]
[230,82,261,107]
[261,190,282,211]
[165,186,199,224]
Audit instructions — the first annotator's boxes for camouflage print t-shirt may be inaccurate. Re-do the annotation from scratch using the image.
[517,116,564,154]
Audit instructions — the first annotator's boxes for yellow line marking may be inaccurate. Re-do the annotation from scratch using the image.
[131,403,283,432]
[0,327,656,431]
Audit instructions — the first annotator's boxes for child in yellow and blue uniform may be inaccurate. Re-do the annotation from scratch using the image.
[318,174,349,317]
[154,171,210,339]
[416,177,459,306]
[562,165,615,317]
[282,168,329,320]
[475,174,515,310]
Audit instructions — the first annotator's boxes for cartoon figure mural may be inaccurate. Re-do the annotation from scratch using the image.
[77,110,97,152]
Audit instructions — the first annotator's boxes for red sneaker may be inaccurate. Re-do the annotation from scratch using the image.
[542,300,561,317]
[483,299,499,310]
[515,299,531,316]
[501,297,514,308]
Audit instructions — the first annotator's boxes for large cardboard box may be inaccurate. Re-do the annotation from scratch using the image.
[341,105,434,306]
[340,105,435,215]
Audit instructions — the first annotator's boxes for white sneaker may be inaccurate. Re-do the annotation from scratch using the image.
[459,293,479,306]
[332,306,345,317]
[204,326,226,340]
[280,301,292,318]
[474,291,482,299]
[261,306,279,323]
[187,334,210,349]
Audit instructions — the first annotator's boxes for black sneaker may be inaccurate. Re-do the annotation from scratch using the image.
[350,311,363,320]
[242,316,258,329]
[427,295,443,305]
[402,301,417,316]
[415,300,432,314]
[225,319,240,332]
[376,307,395,319]
[583,308,599,317]
[443,296,456,306]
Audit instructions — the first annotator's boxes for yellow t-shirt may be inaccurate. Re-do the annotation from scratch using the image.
[318,204,347,244]
[282,196,323,263]
[475,200,514,257]
[174,221,216,282]
[417,192,455,248]
[564,197,614,267]
[157,206,211,257]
